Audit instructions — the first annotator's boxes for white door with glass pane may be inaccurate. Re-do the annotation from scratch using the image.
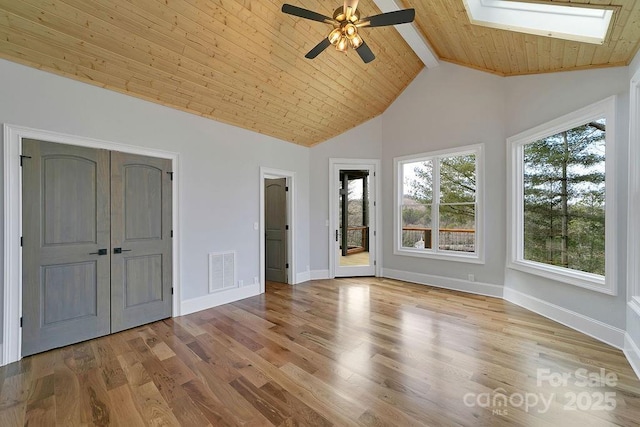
[330,161,378,277]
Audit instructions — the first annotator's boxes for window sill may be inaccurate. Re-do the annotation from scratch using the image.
[508,259,616,295]
[395,247,485,264]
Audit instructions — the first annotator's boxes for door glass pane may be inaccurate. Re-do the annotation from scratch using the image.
[339,170,370,267]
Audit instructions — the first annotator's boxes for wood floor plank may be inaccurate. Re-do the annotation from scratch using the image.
[1,278,639,425]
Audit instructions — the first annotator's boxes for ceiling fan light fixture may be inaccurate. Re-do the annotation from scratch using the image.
[328,28,342,45]
[336,36,349,52]
[344,23,358,38]
[349,33,363,49]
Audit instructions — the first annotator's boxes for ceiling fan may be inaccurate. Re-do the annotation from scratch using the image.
[282,1,415,63]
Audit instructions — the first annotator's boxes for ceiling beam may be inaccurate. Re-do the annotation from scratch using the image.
[371,0,439,68]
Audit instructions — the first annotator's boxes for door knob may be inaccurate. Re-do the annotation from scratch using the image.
[113,248,132,254]
[89,249,108,255]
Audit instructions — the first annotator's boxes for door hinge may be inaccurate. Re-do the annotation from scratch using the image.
[285,263,289,269]
[19,155,32,166]
[171,230,173,238]
[285,225,289,230]
[374,172,376,177]
[285,186,289,192]
[374,231,376,237]
[167,171,174,181]
[20,236,23,247]
[374,260,377,266]
[20,317,23,327]
[171,287,174,295]
[373,201,376,207]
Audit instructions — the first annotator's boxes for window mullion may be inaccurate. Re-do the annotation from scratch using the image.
[433,156,440,253]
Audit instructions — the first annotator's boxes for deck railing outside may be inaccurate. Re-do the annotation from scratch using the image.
[344,226,369,254]
[402,226,475,252]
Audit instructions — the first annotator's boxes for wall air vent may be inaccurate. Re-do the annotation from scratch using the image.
[208,251,237,293]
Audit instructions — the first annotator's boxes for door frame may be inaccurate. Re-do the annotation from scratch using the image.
[260,167,295,289]
[2,124,181,366]
[328,158,382,278]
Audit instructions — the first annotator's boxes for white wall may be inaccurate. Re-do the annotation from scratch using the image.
[503,67,629,330]
[0,59,310,343]
[308,117,383,277]
[375,60,631,345]
[626,54,640,376]
[380,63,507,290]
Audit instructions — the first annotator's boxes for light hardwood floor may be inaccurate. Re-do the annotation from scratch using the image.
[1,278,639,426]
[339,251,370,267]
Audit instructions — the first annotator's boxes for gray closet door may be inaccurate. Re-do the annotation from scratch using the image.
[265,178,287,283]
[21,139,111,356]
[110,151,172,332]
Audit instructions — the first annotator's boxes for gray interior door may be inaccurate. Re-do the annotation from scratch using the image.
[110,151,172,332]
[21,139,111,356]
[265,178,287,283]
[22,141,173,355]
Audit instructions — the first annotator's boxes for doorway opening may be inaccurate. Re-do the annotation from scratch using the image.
[329,159,380,278]
[260,168,295,289]
[265,177,288,284]
[2,124,180,365]
[339,170,370,267]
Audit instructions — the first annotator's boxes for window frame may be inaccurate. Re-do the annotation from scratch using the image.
[507,96,617,295]
[393,143,485,264]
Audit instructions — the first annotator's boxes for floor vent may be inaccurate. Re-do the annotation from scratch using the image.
[208,251,236,293]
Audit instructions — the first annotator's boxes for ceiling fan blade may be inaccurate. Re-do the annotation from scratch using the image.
[282,4,335,24]
[356,40,375,63]
[358,9,415,28]
[305,38,332,59]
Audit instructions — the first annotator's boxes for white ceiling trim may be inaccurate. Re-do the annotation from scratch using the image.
[371,0,439,68]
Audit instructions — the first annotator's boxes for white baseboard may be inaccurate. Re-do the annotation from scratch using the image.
[180,285,260,316]
[310,270,330,280]
[382,268,504,298]
[624,333,640,380]
[503,287,625,349]
[295,271,311,284]
[625,299,640,379]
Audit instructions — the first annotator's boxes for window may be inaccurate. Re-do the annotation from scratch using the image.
[394,144,483,263]
[508,97,616,294]
[462,0,613,45]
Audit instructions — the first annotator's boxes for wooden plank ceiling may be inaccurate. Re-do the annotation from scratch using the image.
[405,0,640,76]
[0,1,638,146]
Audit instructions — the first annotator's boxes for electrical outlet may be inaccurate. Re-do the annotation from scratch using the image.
[238,279,244,287]
[468,274,475,282]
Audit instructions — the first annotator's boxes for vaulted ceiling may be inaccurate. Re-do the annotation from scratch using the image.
[0,1,638,146]
[410,0,640,76]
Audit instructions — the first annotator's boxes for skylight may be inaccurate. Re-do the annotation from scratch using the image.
[462,0,614,44]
